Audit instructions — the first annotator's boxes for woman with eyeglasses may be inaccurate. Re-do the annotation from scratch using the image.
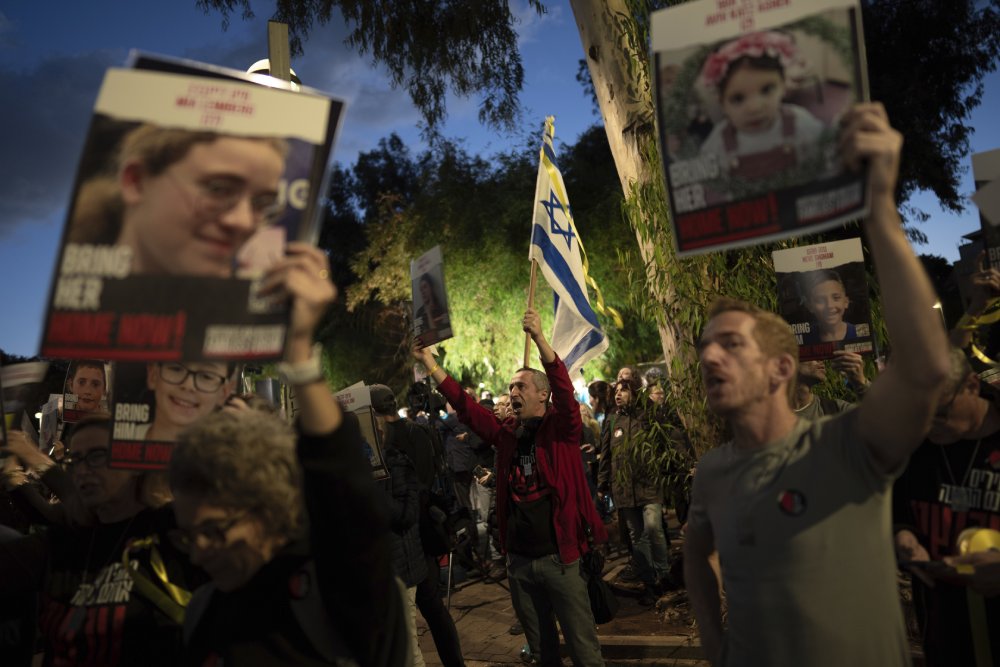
[68,124,288,277]
[138,361,237,442]
[168,242,409,666]
[0,412,207,667]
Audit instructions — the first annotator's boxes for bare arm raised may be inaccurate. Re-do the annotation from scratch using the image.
[259,241,340,434]
[522,307,555,364]
[845,104,951,472]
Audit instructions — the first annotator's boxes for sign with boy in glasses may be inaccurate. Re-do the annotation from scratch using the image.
[40,54,344,362]
[109,361,237,469]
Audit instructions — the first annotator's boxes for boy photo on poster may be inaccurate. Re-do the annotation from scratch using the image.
[62,360,112,422]
[773,237,873,361]
[109,360,237,469]
[41,60,344,362]
[652,0,869,255]
[411,246,453,347]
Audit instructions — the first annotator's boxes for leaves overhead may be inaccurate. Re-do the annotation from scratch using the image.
[197,0,546,133]
[864,0,1000,212]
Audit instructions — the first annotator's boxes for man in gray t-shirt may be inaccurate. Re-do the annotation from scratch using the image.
[684,104,952,667]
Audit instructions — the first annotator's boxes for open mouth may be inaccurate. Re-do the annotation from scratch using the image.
[510,398,523,413]
[705,375,725,391]
[170,394,200,409]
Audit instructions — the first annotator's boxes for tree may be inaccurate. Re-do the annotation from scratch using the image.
[200,0,999,450]
[318,127,662,391]
[197,0,542,132]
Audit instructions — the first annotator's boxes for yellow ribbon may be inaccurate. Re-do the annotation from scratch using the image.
[540,117,624,330]
[955,528,1000,667]
[958,298,1000,367]
[122,535,192,625]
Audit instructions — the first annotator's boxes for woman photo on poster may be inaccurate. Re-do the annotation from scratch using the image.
[697,30,829,186]
[413,272,450,343]
[69,124,288,278]
[64,360,108,416]
[799,269,859,344]
[140,362,236,442]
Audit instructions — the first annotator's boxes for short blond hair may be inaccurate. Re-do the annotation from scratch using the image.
[707,297,798,404]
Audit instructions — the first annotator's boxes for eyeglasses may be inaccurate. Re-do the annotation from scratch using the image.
[168,511,249,553]
[63,448,110,470]
[158,363,228,393]
[166,173,284,226]
[934,385,962,419]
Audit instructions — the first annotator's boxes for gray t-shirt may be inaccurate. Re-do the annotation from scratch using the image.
[688,410,910,667]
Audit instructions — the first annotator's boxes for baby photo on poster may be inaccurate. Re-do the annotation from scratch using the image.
[652,0,869,255]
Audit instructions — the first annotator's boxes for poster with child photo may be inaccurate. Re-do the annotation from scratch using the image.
[62,360,112,422]
[652,0,869,255]
[40,54,344,363]
[772,237,873,361]
[108,360,238,469]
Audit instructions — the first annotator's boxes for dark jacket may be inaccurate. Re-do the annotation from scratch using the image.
[183,418,409,667]
[384,419,437,491]
[437,355,607,563]
[383,447,428,588]
[598,408,661,508]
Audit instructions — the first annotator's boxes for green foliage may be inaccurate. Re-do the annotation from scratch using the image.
[320,127,661,393]
[198,0,545,133]
[611,396,694,509]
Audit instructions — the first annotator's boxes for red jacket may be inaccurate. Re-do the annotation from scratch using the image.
[437,355,607,563]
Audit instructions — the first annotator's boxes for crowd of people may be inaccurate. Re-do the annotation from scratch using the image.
[1,100,999,667]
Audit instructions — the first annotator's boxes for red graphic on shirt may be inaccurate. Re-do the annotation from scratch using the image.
[988,450,1000,469]
[509,449,551,504]
[909,500,1000,559]
[38,597,127,667]
[777,489,807,516]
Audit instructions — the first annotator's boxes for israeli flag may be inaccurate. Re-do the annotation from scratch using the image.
[528,117,609,378]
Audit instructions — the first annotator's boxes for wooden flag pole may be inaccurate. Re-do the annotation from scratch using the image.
[523,259,538,368]
[267,21,292,82]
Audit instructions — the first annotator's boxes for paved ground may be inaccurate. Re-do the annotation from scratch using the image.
[415,549,709,667]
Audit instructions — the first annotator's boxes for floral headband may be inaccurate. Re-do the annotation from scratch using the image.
[700,31,798,89]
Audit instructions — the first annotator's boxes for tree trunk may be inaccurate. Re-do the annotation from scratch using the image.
[569,0,683,372]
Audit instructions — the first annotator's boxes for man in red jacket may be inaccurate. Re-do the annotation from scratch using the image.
[414,307,606,667]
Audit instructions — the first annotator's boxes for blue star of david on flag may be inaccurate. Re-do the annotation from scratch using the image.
[540,190,576,250]
[528,116,609,379]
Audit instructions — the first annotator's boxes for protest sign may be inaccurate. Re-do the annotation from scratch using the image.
[334,382,389,480]
[108,361,238,469]
[62,360,112,423]
[1,362,50,442]
[40,395,62,456]
[40,54,344,362]
[652,0,869,255]
[411,246,454,347]
[974,149,1000,268]
[772,237,873,361]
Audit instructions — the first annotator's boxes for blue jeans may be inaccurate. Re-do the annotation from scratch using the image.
[619,503,669,586]
[507,552,604,666]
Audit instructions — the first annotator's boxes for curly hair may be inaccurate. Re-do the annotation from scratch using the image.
[169,410,304,542]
